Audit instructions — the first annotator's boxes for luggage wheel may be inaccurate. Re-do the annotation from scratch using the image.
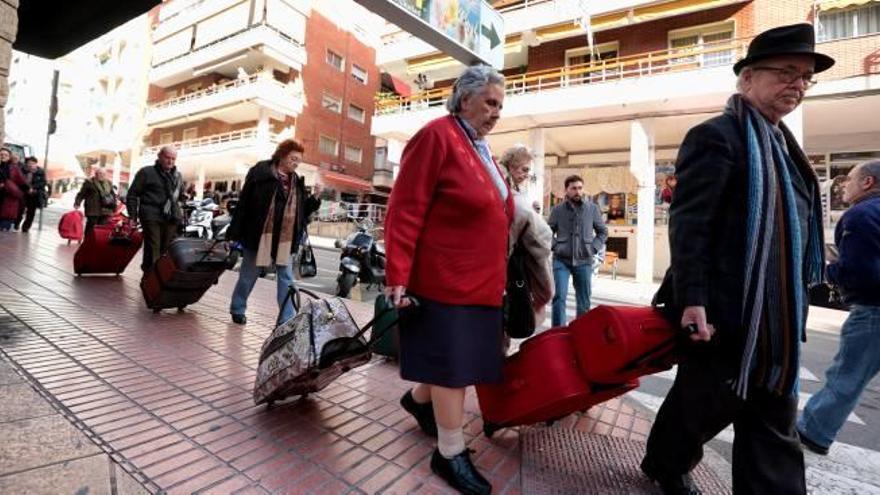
[267,400,275,408]
[152,308,161,314]
[483,422,501,438]
[545,420,556,426]
[177,306,186,313]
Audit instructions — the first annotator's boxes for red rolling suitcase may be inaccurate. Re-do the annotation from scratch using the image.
[475,327,638,437]
[58,210,84,244]
[570,305,680,385]
[74,221,143,275]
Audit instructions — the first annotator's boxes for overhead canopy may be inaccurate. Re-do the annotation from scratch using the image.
[817,0,877,10]
[13,0,160,59]
[321,171,374,193]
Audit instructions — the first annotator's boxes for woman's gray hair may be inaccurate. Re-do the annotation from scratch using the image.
[446,65,505,114]
[499,144,533,172]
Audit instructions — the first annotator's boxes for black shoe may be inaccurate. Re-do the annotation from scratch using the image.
[231,313,247,325]
[797,429,829,455]
[641,460,702,495]
[430,448,491,495]
[401,390,437,437]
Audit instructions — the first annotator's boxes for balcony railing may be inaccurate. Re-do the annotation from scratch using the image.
[375,39,748,115]
[153,24,304,70]
[148,74,301,113]
[143,128,280,157]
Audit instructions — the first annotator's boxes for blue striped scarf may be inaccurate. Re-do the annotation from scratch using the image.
[729,95,824,398]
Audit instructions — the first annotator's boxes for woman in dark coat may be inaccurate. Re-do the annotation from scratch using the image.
[227,139,321,325]
[0,148,30,231]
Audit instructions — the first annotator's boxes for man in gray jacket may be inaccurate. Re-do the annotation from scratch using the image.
[127,146,184,272]
[548,174,608,326]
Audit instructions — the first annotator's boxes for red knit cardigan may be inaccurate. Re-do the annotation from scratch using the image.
[385,115,514,307]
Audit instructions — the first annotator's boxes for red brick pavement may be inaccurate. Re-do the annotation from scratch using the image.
[0,227,656,494]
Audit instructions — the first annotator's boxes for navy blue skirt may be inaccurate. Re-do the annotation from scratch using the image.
[398,294,504,388]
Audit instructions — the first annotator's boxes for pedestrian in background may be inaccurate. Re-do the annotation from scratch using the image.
[384,65,511,495]
[18,157,47,233]
[642,24,832,494]
[75,166,115,232]
[797,160,880,455]
[547,174,607,327]
[226,139,321,326]
[500,144,554,324]
[0,147,29,232]
[127,146,184,272]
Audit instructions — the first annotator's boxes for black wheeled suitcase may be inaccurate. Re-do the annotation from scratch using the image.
[141,238,229,312]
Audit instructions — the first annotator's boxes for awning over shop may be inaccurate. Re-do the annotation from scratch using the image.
[13,0,160,59]
[381,73,412,98]
[817,0,877,10]
[321,171,373,193]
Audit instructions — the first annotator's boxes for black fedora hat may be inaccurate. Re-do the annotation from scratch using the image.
[733,23,835,75]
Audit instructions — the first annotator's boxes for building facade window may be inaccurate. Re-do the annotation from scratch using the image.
[326,49,344,71]
[669,22,735,68]
[159,132,174,144]
[322,92,342,113]
[348,103,365,123]
[319,135,339,156]
[564,42,620,83]
[182,127,198,141]
[344,145,363,163]
[818,3,880,41]
[351,64,368,84]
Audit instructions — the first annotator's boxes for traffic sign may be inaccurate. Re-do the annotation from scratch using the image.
[355,0,505,69]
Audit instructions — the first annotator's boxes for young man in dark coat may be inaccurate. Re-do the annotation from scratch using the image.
[19,157,48,233]
[127,146,184,272]
[226,139,321,325]
[641,24,834,494]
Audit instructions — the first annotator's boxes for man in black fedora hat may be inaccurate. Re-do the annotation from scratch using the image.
[640,23,834,494]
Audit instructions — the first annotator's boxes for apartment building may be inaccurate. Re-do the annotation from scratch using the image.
[142,0,382,203]
[372,0,880,282]
[5,15,153,194]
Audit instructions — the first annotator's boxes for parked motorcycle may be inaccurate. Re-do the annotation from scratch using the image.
[183,198,220,240]
[334,217,385,298]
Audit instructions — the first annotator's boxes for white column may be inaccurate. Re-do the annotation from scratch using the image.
[196,163,206,200]
[387,138,405,181]
[256,107,271,156]
[783,104,804,147]
[111,152,122,188]
[528,127,546,211]
[630,119,656,284]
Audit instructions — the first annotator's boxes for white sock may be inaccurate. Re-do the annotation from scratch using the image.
[437,426,465,459]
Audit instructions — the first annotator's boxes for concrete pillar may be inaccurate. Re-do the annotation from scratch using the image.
[256,107,271,157]
[782,104,804,147]
[111,152,122,188]
[195,162,206,200]
[630,119,656,284]
[528,127,546,212]
[387,138,405,181]
[0,0,17,145]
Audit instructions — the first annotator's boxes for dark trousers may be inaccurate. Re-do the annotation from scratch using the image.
[643,347,806,495]
[85,215,109,233]
[141,220,178,271]
[20,197,39,232]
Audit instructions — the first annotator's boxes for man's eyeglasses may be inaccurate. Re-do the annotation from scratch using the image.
[751,66,817,88]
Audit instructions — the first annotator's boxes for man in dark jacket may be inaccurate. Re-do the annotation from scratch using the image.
[642,25,834,494]
[127,147,183,272]
[19,157,48,233]
[797,160,880,456]
[547,174,607,326]
[227,139,321,325]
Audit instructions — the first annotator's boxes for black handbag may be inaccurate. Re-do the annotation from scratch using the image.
[503,238,536,339]
[298,235,318,278]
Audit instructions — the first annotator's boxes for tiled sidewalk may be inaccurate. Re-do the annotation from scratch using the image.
[0,227,660,494]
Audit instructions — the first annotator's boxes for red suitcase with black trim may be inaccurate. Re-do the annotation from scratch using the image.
[570,305,680,385]
[73,221,143,275]
[475,327,638,437]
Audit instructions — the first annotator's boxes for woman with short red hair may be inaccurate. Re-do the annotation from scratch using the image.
[227,139,321,325]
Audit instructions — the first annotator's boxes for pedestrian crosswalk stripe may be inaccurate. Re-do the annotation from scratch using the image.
[640,367,865,425]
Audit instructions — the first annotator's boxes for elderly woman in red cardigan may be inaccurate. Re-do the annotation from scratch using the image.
[384,65,512,495]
